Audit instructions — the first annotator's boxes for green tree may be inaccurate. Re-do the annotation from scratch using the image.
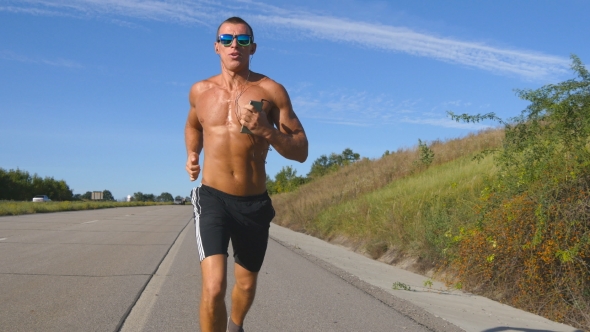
[133,192,145,202]
[134,192,156,202]
[0,168,73,201]
[307,154,332,179]
[266,175,276,194]
[416,139,435,167]
[307,148,361,179]
[102,190,115,201]
[158,192,174,202]
[82,191,92,200]
[341,148,361,164]
[450,55,590,195]
[499,56,590,193]
[268,166,307,194]
[2,168,31,200]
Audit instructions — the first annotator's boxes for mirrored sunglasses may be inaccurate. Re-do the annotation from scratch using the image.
[217,34,252,47]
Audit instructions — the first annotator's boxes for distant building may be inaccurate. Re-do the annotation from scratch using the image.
[91,191,103,200]
[126,195,132,202]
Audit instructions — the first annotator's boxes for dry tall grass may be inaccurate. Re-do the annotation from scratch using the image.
[314,153,496,259]
[273,128,502,227]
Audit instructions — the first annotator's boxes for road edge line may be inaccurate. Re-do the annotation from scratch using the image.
[115,214,192,332]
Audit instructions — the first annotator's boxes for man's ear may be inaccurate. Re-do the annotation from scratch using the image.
[214,42,219,54]
[250,43,257,55]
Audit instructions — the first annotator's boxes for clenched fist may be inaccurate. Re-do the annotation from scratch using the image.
[186,152,201,181]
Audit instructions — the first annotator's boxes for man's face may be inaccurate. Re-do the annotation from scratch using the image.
[215,23,255,70]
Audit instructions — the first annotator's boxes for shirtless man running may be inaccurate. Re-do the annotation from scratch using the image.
[185,17,308,332]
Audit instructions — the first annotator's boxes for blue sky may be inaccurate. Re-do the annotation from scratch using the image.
[1,0,589,200]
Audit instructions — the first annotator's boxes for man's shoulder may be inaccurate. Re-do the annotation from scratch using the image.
[190,75,221,94]
[254,73,286,94]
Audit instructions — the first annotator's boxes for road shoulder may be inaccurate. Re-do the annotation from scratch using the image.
[269,223,581,332]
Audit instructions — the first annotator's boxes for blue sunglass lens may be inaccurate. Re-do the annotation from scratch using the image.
[218,34,251,46]
[218,35,233,45]
[236,35,251,46]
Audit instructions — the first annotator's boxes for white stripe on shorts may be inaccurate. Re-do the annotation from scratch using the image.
[191,186,205,261]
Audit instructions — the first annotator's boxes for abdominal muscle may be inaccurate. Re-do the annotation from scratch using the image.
[200,127,269,196]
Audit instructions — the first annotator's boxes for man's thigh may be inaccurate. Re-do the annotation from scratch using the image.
[192,186,232,261]
[200,254,228,294]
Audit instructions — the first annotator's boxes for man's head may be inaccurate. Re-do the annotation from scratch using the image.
[215,17,257,70]
[216,17,254,42]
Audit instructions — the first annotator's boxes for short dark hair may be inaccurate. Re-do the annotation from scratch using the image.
[216,17,254,42]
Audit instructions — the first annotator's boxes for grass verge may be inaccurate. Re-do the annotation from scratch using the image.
[0,201,171,216]
[312,153,496,265]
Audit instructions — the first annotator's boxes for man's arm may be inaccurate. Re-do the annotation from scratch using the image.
[185,85,204,181]
[254,82,308,162]
[265,86,308,162]
[240,80,307,162]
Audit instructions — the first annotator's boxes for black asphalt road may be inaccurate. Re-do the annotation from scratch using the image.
[0,206,458,332]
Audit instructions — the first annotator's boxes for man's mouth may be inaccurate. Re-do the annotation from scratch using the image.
[229,52,241,59]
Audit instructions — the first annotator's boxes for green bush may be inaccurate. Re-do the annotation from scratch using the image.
[448,55,590,329]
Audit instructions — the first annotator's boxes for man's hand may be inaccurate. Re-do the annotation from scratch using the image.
[186,152,201,181]
[240,103,272,136]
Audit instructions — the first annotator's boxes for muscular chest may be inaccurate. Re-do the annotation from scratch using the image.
[196,88,270,129]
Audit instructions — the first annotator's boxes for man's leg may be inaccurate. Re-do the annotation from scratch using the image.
[200,254,227,332]
[230,263,259,327]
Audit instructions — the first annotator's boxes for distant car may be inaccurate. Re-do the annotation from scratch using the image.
[32,195,51,202]
[173,197,185,205]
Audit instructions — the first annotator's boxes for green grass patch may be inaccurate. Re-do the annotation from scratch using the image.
[311,154,496,261]
[0,201,171,216]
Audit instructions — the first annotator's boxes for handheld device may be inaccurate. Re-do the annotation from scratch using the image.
[240,100,263,134]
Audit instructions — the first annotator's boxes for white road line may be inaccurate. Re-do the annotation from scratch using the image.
[120,221,190,331]
[0,238,7,241]
[82,220,99,224]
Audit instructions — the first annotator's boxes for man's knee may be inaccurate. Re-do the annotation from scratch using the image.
[202,278,226,301]
[235,277,256,293]
[201,254,227,302]
[234,265,258,293]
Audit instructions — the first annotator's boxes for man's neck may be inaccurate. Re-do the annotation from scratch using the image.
[221,68,251,91]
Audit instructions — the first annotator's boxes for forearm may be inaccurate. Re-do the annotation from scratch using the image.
[185,123,203,156]
[264,127,308,162]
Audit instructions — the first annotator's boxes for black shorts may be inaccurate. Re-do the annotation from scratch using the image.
[190,185,275,272]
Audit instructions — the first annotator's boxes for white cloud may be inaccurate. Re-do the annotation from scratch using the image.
[259,15,569,80]
[1,0,571,80]
[291,88,487,130]
[0,4,68,16]
[0,50,83,68]
[2,0,222,24]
